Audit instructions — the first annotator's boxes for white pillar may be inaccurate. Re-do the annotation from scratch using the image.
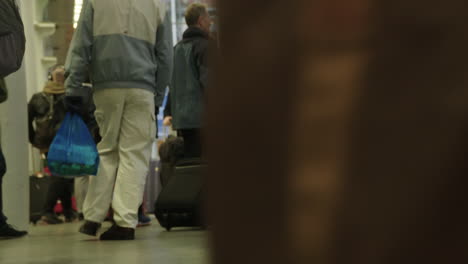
[0,0,56,230]
[0,0,33,230]
[22,0,57,177]
[0,68,29,230]
[170,0,178,45]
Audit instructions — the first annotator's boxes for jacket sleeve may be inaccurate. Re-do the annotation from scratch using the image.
[154,9,174,107]
[27,95,37,145]
[164,93,171,117]
[0,78,7,104]
[194,40,210,92]
[65,1,94,96]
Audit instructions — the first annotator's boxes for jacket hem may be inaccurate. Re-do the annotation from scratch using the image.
[94,81,155,93]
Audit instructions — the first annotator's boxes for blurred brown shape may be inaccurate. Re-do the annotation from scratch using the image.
[208,0,468,263]
[206,1,297,264]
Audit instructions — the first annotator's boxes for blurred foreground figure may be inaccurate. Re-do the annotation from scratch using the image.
[208,0,468,263]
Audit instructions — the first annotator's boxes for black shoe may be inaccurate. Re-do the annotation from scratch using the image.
[0,224,28,238]
[100,224,135,241]
[79,220,101,236]
[42,213,64,225]
[64,211,79,223]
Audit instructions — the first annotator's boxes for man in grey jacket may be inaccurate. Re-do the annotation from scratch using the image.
[65,0,173,240]
[169,3,212,158]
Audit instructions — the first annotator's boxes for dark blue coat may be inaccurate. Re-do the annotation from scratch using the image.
[170,27,210,130]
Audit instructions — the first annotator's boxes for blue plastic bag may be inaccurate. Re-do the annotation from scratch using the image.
[47,113,99,177]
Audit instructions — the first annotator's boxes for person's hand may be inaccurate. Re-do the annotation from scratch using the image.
[157,139,165,149]
[163,116,172,127]
[40,148,48,155]
[64,95,84,116]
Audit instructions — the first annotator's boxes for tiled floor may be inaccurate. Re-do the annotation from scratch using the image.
[0,219,210,264]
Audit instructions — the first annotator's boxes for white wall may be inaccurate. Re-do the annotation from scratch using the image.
[1,0,56,230]
[1,68,29,230]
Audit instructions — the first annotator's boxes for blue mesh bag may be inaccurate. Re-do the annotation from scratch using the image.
[47,113,99,177]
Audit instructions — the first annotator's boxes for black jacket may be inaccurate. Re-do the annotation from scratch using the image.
[0,0,25,78]
[28,87,99,150]
[170,27,210,129]
[28,92,67,150]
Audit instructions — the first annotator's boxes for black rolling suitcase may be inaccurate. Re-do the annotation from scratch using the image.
[29,176,51,224]
[158,136,184,188]
[154,158,205,231]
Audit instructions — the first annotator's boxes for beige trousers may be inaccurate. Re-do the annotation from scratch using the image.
[83,88,156,228]
[74,175,89,213]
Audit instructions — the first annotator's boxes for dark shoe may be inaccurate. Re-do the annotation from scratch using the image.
[0,224,28,238]
[79,220,101,236]
[64,211,79,223]
[137,213,151,227]
[100,224,135,240]
[78,213,84,221]
[42,213,64,225]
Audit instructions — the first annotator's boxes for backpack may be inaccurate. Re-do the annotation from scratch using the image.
[158,136,185,187]
[0,0,26,78]
[159,136,184,165]
[33,93,66,150]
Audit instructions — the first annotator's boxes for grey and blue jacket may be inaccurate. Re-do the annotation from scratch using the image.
[65,0,173,106]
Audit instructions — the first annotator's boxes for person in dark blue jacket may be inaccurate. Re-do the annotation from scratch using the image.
[170,3,212,158]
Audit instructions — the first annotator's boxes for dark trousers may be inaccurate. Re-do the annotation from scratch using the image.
[0,146,7,226]
[42,152,74,215]
[43,177,74,214]
[179,129,202,158]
